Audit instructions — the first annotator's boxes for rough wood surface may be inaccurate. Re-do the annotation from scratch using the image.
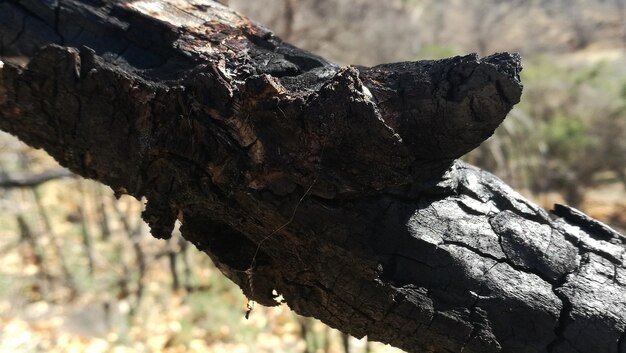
[1,1,625,352]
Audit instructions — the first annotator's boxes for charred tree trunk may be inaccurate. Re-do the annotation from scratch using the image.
[1,1,625,352]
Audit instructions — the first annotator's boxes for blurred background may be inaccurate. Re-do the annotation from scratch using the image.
[1,0,625,352]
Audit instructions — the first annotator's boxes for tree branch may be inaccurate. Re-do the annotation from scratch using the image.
[1,1,624,352]
[0,168,74,188]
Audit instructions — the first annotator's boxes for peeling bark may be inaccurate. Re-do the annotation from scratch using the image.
[1,1,625,352]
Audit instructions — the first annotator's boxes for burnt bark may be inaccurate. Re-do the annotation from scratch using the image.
[1,1,625,352]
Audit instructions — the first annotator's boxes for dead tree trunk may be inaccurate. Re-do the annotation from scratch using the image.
[1,1,625,352]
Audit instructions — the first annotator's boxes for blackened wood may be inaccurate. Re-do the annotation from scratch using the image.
[1,1,625,352]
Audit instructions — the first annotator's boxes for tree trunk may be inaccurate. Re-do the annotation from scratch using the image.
[1,1,625,352]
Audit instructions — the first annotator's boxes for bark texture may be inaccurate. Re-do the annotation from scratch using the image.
[1,1,625,352]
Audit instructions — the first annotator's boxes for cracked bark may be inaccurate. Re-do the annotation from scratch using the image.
[1,1,625,352]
